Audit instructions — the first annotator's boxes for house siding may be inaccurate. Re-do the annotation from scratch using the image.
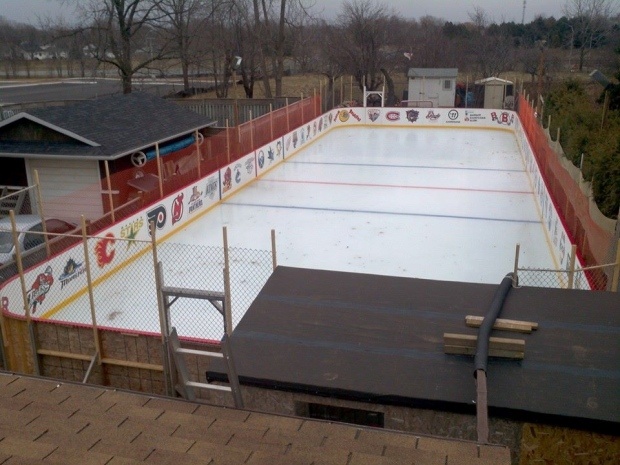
[25,158,103,221]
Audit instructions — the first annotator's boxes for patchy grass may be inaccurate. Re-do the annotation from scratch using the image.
[190,72,411,103]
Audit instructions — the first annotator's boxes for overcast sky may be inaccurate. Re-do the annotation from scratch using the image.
[0,0,567,26]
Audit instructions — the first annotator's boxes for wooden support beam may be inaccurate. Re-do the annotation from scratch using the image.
[37,349,164,371]
[465,315,538,333]
[443,333,525,359]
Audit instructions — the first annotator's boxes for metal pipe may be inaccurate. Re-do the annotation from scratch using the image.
[474,272,514,374]
[473,272,514,444]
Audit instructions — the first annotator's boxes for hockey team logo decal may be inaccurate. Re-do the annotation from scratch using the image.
[406,110,419,122]
[59,258,85,289]
[188,186,203,214]
[386,111,400,121]
[222,167,232,192]
[426,110,440,121]
[147,205,167,234]
[171,193,184,225]
[26,266,54,313]
[205,176,218,199]
[120,217,144,248]
[95,233,116,267]
[491,111,514,126]
[368,109,380,122]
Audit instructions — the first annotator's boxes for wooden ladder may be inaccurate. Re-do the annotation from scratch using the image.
[168,327,243,408]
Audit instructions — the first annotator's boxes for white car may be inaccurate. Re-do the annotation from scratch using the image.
[0,215,77,266]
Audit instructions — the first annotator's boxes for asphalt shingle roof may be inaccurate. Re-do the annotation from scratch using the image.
[0,92,215,160]
[0,372,511,464]
[407,68,458,78]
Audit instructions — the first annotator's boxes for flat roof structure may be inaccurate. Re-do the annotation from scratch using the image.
[210,266,620,431]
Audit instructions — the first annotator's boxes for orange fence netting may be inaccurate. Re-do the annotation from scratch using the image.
[517,95,617,290]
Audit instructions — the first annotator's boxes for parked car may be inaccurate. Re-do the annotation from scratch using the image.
[0,215,77,266]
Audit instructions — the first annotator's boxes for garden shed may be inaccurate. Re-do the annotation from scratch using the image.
[406,68,458,107]
[475,77,514,109]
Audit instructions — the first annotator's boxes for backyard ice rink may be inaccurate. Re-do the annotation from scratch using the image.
[49,126,557,339]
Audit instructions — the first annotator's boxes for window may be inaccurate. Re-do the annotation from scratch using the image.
[443,79,452,90]
[23,224,44,251]
[297,402,384,428]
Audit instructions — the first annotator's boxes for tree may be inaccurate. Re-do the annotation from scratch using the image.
[156,0,213,93]
[336,0,392,92]
[465,7,515,78]
[73,0,169,93]
[563,0,617,71]
[246,0,313,97]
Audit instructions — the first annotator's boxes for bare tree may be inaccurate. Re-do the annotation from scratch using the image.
[464,7,515,78]
[311,21,348,106]
[336,0,392,92]
[468,5,490,32]
[247,0,313,97]
[563,0,618,71]
[156,0,214,92]
[71,0,170,93]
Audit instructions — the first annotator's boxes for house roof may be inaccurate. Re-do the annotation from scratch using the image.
[407,68,458,79]
[475,77,514,85]
[0,92,216,161]
[209,266,620,431]
[0,372,511,464]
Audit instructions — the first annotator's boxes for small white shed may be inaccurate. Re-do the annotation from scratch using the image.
[406,68,458,107]
[475,77,514,109]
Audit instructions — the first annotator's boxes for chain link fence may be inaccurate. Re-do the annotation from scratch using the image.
[28,236,274,342]
[228,245,275,324]
[516,262,618,291]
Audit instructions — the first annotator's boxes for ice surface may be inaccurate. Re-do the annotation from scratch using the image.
[50,126,556,338]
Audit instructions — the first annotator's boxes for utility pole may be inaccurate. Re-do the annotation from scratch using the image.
[522,0,527,24]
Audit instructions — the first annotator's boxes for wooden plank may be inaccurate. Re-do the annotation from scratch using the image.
[37,349,165,371]
[444,345,524,359]
[465,315,538,333]
[162,286,225,301]
[444,333,525,352]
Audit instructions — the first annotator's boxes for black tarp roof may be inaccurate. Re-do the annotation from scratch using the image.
[210,266,620,431]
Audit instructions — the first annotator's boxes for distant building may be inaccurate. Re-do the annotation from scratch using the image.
[19,42,68,60]
[406,68,458,108]
[475,77,514,109]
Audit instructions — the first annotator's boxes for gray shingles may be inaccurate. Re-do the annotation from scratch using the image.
[1,92,215,160]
